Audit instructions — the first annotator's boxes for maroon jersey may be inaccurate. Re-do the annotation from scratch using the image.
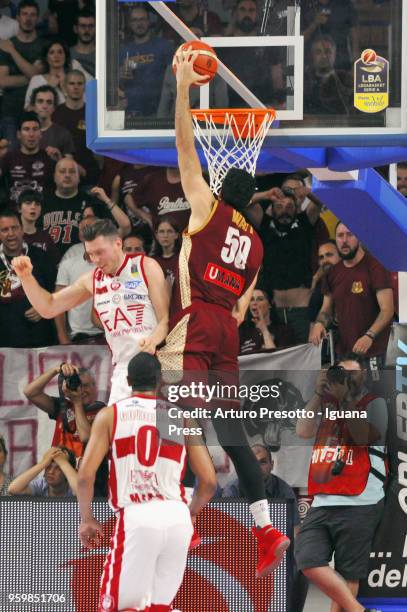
[174,200,263,313]
[52,104,100,184]
[119,165,156,201]
[323,252,392,357]
[132,168,191,231]
[24,229,61,265]
[154,252,179,285]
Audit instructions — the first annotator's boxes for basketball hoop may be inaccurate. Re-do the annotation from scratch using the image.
[191,108,276,195]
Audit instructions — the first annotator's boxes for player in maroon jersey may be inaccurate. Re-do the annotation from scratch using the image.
[157,50,290,578]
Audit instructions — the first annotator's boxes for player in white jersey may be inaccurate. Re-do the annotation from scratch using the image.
[77,353,216,612]
[12,220,169,403]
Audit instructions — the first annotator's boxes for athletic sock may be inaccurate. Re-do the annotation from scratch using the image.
[249,499,271,528]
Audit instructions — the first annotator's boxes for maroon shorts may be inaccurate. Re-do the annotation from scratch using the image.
[158,301,239,373]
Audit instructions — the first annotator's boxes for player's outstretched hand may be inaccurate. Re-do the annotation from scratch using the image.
[80,519,103,549]
[12,255,33,280]
[174,49,207,87]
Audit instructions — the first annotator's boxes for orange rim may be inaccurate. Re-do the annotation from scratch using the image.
[191,107,275,137]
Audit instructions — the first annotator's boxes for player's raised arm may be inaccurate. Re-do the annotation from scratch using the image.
[12,256,93,318]
[174,50,213,224]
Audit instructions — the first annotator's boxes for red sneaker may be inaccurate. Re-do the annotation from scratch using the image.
[252,525,290,578]
[189,526,201,550]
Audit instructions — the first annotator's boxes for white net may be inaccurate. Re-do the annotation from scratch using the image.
[191,109,275,195]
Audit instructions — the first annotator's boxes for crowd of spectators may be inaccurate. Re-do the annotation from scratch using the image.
[110,0,395,119]
[0,3,400,610]
[0,2,399,430]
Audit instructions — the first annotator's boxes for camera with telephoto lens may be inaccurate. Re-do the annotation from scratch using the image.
[326,365,349,386]
[64,372,82,391]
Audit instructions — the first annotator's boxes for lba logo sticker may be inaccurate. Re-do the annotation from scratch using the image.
[354,48,389,113]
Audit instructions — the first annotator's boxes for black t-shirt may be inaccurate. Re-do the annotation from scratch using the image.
[41,191,94,255]
[0,244,56,347]
[0,36,45,118]
[1,149,55,204]
[260,211,315,293]
[239,321,296,354]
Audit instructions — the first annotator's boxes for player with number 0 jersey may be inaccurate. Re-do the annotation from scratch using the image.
[77,353,216,612]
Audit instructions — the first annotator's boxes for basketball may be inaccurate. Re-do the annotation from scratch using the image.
[172,41,218,85]
[361,48,377,64]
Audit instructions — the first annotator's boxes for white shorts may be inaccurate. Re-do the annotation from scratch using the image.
[99,499,193,612]
[108,365,132,405]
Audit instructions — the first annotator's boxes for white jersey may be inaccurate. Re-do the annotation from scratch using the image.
[108,394,187,512]
[93,254,157,366]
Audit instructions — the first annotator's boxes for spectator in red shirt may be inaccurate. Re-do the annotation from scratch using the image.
[111,163,155,227]
[131,166,191,231]
[309,222,394,364]
[152,216,180,288]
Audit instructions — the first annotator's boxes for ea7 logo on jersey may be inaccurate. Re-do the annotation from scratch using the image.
[99,305,145,331]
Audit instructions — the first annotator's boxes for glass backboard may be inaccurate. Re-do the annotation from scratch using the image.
[90,0,407,152]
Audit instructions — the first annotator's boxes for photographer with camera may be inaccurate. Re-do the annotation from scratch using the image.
[24,363,105,460]
[295,356,387,612]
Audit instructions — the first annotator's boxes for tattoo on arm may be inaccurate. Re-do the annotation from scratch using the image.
[316,312,332,328]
